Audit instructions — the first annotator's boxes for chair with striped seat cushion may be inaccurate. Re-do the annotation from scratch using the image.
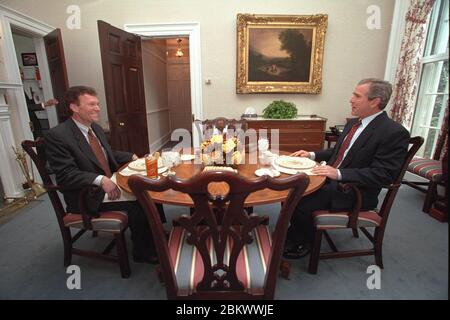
[403,156,444,213]
[313,210,382,229]
[129,170,309,300]
[63,211,128,233]
[403,102,448,216]
[169,225,272,295]
[22,139,131,278]
[308,137,423,274]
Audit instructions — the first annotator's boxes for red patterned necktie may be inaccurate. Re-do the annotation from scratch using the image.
[331,120,362,168]
[88,128,112,177]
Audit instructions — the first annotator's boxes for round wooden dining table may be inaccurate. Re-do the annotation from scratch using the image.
[116,151,326,207]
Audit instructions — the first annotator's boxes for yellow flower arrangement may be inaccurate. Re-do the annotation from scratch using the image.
[200,135,242,166]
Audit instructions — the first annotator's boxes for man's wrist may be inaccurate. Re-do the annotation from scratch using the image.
[94,175,105,186]
[336,169,342,181]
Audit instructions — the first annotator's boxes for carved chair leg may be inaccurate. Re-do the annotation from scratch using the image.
[374,231,384,269]
[63,228,72,267]
[308,229,323,274]
[423,181,438,213]
[92,231,98,238]
[115,232,131,278]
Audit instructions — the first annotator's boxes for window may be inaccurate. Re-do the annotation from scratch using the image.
[411,0,449,158]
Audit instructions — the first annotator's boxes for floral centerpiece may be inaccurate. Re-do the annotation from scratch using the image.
[200,135,243,166]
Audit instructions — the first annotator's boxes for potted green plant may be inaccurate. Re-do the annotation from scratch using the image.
[262,100,297,119]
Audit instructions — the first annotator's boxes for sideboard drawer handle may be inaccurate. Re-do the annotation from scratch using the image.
[302,137,308,142]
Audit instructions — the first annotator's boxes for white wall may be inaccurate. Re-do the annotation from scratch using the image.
[0,0,395,129]
[141,39,170,150]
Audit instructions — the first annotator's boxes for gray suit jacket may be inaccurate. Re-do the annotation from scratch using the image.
[45,118,133,213]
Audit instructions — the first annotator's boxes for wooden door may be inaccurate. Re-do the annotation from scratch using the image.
[44,28,69,123]
[167,59,192,132]
[98,20,149,156]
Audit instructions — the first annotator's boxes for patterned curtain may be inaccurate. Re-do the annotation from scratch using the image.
[390,0,435,128]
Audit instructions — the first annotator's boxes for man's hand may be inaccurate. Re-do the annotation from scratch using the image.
[290,150,311,158]
[131,154,139,161]
[44,99,59,107]
[312,165,339,180]
[100,176,121,200]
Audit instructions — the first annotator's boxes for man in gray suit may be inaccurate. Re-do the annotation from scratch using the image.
[45,86,163,263]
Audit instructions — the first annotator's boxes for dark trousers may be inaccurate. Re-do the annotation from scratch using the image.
[287,183,333,246]
[99,201,165,258]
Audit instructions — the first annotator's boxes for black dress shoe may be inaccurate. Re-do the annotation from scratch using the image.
[283,243,311,259]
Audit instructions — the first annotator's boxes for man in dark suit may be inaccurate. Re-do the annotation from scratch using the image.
[24,89,58,161]
[45,86,163,263]
[284,78,410,258]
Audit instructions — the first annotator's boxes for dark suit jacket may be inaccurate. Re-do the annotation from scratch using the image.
[45,118,133,214]
[315,111,410,210]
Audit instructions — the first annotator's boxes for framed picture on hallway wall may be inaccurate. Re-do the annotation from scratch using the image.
[21,52,38,66]
[236,14,328,94]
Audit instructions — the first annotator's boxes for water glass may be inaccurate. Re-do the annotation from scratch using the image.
[161,148,175,175]
[258,138,269,152]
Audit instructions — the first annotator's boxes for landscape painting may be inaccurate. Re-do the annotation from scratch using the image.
[248,27,313,82]
[236,14,328,94]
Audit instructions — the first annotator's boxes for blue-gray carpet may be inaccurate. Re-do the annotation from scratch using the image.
[0,185,447,300]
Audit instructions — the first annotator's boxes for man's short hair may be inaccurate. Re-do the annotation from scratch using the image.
[358,78,392,109]
[65,86,97,115]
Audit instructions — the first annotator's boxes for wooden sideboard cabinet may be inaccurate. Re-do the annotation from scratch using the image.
[244,116,327,153]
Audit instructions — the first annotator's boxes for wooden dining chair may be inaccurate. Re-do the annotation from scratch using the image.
[308,136,424,274]
[22,138,131,278]
[129,170,309,299]
[403,103,448,217]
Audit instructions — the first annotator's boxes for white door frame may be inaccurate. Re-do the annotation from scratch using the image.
[0,4,58,130]
[124,22,203,147]
[0,4,57,197]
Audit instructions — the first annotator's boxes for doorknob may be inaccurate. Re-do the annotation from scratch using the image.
[119,122,125,126]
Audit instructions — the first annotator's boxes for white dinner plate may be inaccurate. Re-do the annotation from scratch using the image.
[128,158,164,171]
[180,154,195,161]
[275,156,316,170]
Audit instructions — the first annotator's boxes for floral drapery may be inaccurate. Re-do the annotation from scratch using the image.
[390,0,435,129]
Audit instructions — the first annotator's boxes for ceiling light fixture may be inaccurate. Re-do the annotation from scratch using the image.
[175,38,184,57]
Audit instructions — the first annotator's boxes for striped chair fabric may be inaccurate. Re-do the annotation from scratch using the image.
[408,157,443,182]
[168,224,272,293]
[313,210,382,229]
[63,211,128,233]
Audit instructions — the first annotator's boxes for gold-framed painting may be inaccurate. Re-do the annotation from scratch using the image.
[236,14,328,94]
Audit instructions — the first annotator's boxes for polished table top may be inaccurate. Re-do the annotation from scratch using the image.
[117,151,326,207]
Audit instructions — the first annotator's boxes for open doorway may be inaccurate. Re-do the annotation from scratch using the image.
[98,21,202,155]
[141,37,192,151]
[11,29,51,139]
